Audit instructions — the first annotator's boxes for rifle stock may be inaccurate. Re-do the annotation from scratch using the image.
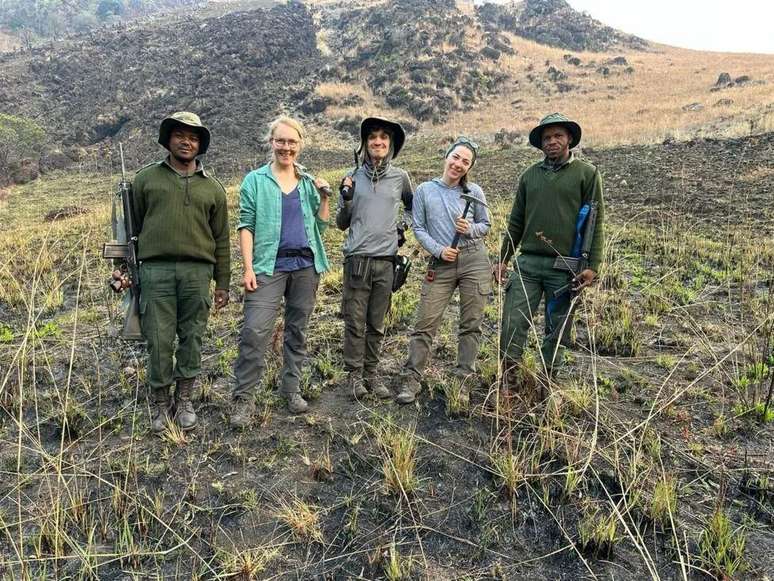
[103,144,144,341]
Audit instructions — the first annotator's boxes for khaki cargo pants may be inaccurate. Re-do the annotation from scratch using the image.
[405,243,492,378]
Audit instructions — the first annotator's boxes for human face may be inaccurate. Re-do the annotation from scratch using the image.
[168,127,200,163]
[541,125,571,161]
[442,145,474,186]
[366,128,391,162]
[270,123,302,167]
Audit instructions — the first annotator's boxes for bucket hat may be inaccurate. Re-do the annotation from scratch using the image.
[528,113,581,150]
[158,111,211,155]
[359,117,406,158]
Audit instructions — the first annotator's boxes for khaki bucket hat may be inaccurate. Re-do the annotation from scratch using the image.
[158,111,211,155]
[528,113,582,149]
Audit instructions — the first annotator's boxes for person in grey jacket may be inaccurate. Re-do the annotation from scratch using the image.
[396,137,491,404]
[336,117,413,399]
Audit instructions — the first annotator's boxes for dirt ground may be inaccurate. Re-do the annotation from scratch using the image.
[0,132,772,579]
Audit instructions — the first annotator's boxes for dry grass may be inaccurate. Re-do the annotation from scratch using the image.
[431,35,774,146]
[314,81,410,123]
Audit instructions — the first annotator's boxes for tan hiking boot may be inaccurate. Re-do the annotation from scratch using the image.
[287,393,308,414]
[150,386,172,434]
[174,377,198,430]
[348,372,368,399]
[395,375,421,404]
[364,374,392,399]
[229,397,256,429]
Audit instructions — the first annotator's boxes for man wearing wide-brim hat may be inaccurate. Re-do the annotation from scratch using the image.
[494,113,605,399]
[132,111,231,433]
[335,116,414,400]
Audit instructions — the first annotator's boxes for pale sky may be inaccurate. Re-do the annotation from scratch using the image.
[566,0,774,54]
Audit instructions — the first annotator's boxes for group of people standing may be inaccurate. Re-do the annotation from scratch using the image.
[128,110,604,433]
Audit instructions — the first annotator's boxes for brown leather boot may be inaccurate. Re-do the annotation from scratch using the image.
[150,386,172,434]
[174,377,198,430]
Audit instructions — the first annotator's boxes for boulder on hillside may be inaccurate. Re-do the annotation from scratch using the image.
[480,46,501,61]
[715,72,732,86]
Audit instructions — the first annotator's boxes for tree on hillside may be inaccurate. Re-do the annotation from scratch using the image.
[0,114,46,185]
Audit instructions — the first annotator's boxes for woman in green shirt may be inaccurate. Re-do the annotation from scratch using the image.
[230,116,331,426]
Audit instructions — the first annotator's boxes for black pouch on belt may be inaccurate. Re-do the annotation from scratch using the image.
[392,255,412,292]
[346,255,369,281]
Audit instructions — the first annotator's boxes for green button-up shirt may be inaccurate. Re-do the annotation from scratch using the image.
[237,164,329,275]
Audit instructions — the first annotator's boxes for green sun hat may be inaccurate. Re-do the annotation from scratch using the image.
[528,113,582,150]
[158,111,211,155]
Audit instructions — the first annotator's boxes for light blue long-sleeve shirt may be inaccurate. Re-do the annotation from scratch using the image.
[412,178,490,259]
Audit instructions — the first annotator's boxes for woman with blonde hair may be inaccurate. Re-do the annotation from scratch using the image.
[230,116,331,426]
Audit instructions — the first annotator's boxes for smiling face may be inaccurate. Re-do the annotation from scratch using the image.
[541,125,572,161]
[366,128,391,163]
[270,122,302,168]
[168,126,201,164]
[442,144,474,186]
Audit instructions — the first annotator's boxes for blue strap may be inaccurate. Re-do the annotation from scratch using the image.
[571,203,591,258]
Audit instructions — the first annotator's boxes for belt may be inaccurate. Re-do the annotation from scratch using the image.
[457,241,484,253]
[345,254,396,263]
[277,248,314,259]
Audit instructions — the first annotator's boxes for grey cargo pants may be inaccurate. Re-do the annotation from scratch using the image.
[342,256,394,375]
[233,267,319,398]
[405,243,492,378]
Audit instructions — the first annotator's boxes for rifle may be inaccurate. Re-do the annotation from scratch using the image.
[102,144,144,340]
[552,201,598,298]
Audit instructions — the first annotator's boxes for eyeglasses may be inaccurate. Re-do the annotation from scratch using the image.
[272,138,300,148]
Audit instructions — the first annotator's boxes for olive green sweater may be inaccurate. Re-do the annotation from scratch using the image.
[132,160,231,289]
[499,157,605,272]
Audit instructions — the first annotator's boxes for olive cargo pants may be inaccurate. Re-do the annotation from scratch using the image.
[404,243,491,378]
[500,253,573,373]
[139,261,213,390]
[342,256,394,375]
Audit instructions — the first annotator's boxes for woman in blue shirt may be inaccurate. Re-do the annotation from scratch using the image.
[230,116,331,426]
[396,138,491,404]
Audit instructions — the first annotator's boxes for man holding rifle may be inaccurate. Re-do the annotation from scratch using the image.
[131,112,230,433]
[494,113,605,399]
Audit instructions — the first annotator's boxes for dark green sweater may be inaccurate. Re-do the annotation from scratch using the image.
[499,157,605,272]
[132,160,231,289]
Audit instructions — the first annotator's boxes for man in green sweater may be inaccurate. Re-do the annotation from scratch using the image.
[132,112,230,433]
[494,113,604,397]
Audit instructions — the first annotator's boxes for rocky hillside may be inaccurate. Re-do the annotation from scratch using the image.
[1,0,770,182]
[320,0,508,123]
[0,0,205,41]
[477,0,648,52]
[0,2,323,171]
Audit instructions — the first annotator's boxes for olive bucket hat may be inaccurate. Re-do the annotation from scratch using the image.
[359,116,406,159]
[158,111,211,155]
[528,112,582,150]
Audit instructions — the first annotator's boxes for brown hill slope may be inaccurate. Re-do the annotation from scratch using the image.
[0,0,771,179]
